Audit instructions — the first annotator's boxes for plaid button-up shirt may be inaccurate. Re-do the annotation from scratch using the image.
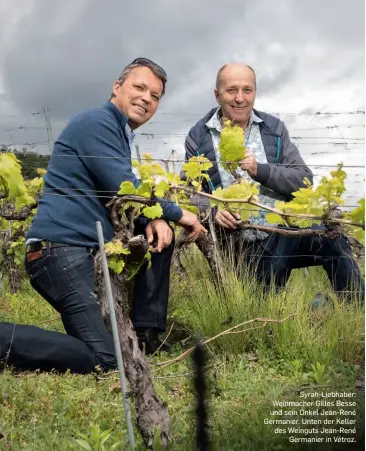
[206,107,276,240]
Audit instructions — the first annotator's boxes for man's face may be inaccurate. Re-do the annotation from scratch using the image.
[214,65,256,127]
[111,66,163,129]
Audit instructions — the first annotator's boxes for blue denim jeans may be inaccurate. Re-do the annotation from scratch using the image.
[257,232,364,299]
[0,233,174,373]
[219,228,365,300]
[0,245,116,374]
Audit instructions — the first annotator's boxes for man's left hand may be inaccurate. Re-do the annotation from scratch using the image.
[145,219,173,252]
[239,148,257,177]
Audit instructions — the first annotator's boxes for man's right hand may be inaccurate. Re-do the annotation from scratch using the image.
[176,209,207,242]
[215,210,241,229]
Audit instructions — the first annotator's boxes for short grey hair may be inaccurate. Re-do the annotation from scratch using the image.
[216,64,257,90]
[115,59,167,96]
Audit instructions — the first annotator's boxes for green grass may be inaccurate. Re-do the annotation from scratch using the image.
[0,249,364,450]
[169,249,364,365]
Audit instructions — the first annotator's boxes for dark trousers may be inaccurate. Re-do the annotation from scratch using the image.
[131,221,174,332]
[0,239,174,374]
[221,229,365,299]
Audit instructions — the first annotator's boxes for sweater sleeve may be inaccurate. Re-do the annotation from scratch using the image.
[76,112,182,221]
[252,125,313,197]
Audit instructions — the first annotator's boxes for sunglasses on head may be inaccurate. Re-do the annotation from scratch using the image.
[130,57,167,78]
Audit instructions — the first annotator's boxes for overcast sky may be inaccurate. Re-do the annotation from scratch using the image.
[0,0,364,203]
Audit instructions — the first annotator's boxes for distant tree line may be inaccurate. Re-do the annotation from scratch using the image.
[0,146,50,179]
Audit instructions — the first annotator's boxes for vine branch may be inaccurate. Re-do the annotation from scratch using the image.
[171,185,364,229]
[0,203,37,220]
[153,313,297,371]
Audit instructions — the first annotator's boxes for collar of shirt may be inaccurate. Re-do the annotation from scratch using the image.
[104,101,135,146]
[104,101,128,127]
[206,107,263,133]
[125,123,136,147]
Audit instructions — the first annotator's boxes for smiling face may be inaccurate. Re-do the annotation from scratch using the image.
[214,64,256,128]
[110,66,163,129]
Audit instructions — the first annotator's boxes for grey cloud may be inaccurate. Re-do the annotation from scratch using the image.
[1,0,246,119]
[0,0,364,154]
[325,63,365,86]
[290,0,364,47]
[2,0,363,115]
[257,64,297,95]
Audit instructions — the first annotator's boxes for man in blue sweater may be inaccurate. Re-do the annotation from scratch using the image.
[0,58,206,374]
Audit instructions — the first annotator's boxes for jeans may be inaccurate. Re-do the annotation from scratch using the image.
[0,245,115,374]
[220,229,365,300]
[0,236,174,374]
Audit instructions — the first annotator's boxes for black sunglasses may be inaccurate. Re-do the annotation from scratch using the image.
[130,57,167,79]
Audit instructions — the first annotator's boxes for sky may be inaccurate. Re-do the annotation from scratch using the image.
[0,0,364,204]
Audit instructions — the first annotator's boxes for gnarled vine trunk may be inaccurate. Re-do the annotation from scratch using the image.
[94,233,170,450]
[0,233,23,294]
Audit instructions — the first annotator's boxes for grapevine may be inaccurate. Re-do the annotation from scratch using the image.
[209,180,260,222]
[218,119,246,172]
[0,153,44,291]
[0,150,364,282]
[0,143,363,449]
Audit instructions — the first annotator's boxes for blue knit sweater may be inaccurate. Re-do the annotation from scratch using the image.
[27,102,182,248]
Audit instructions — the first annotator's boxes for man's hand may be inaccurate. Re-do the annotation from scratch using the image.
[145,219,173,252]
[215,210,241,229]
[239,148,257,177]
[176,209,207,242]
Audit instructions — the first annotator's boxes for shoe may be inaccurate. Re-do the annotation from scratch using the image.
[135,328,171,355]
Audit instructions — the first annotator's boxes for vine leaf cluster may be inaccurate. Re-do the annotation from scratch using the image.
[0,120,365,278]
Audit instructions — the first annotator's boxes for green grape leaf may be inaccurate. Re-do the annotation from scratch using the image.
[142,152,153,161]
[29,177,44,187]
[0,153,33,207]
[181,162,201,181]
[142,203,163,219]
[353,228,365,244]
[236,208,250,222]
[268,162,350,228]
[155,180,170,197]
[167,173,181,184]
[209,180,260,220]
[118,181,135,195]
[108,257,125,274]
[182,156,212,181]
[133,155,167,180]
[210,187,223,207]
[266,213,286,225]
[218,120,246,170]
[136,180,154,198]
[350,198,365,225]
[104,240,130,256]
